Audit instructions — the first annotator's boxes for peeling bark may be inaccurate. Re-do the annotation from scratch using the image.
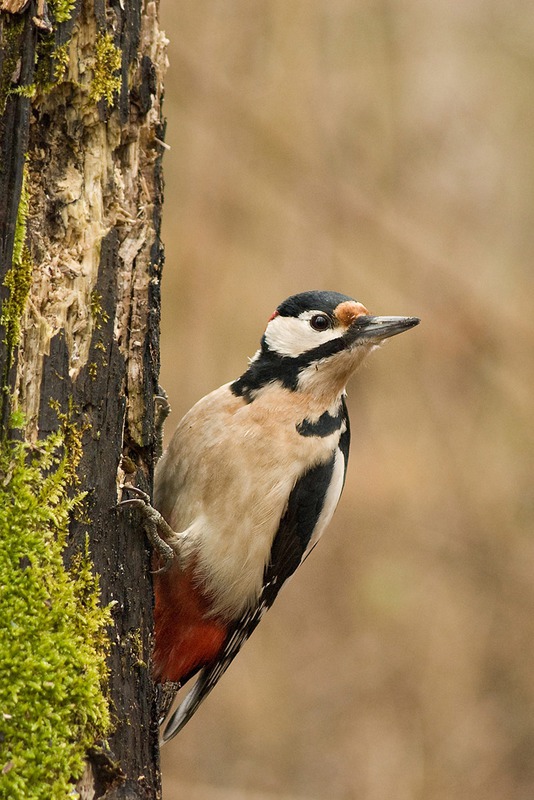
[0,0,167,797]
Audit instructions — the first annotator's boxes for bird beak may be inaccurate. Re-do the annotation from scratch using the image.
[348,315,420,343]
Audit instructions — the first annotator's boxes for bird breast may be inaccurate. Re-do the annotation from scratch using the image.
[154,382,344,620]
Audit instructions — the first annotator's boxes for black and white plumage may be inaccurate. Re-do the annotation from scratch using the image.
[123,290,419,741]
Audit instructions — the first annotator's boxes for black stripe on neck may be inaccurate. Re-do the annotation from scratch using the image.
[231,335,346,402]
[296,406,343,437]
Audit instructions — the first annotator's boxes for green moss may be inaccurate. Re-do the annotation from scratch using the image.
[33,34,72,94]
[9,83,37,99]
[89,292,110,379]
[0,16,25,114]
[48,400,88,484]
[5,18,121,108]
[52,41,71,82]
[6,8,74,102]
[11,166,30,271]
[1,165,32,357]
[0,414,112,799]
[127,629,147,669]
[9,34,70,101]
[90,291,110,330]
[48,0,77,24]
[89,33,122,105]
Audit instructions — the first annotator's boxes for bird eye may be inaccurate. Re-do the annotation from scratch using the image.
[310,314,331,332]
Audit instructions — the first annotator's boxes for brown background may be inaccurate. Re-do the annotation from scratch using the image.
[157,3,534,799]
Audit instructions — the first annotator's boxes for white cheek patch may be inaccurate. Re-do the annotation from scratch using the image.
[264,312,342,357]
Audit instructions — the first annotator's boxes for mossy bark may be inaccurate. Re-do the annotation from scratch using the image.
[0,1,167,797]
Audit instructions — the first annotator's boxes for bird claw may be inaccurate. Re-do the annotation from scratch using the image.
[119,484,177,571]
[155,392,171,421]
[154,390,171,462]
[118,498,148,510]
[118,485,150,504]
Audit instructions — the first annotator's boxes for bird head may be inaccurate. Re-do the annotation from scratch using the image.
[232,290,420,404]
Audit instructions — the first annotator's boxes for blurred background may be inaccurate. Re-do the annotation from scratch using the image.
[157,2,534,799]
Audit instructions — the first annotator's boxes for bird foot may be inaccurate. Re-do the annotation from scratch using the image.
[119,485,177,573]
[154,389,171,462]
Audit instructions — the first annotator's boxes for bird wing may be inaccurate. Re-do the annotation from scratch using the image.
[161,410,350,741]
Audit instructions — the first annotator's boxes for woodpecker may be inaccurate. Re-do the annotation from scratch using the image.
[122,290,419,741]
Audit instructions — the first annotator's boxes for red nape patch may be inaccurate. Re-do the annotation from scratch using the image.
[267,309,279,322]
[152,564,227,683]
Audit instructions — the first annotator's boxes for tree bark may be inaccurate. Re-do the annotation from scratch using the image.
[0,1,167,797]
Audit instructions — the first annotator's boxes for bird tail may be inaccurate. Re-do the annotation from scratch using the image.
[162,656,229,741]
[161,675,205,741]
[162,607,261,741]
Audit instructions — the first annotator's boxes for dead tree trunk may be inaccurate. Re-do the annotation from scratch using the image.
[0,1,167,797]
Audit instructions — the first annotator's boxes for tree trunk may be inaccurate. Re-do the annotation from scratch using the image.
[0,1,167,797]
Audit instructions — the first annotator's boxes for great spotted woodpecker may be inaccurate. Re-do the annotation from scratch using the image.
[122,290,419,741]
